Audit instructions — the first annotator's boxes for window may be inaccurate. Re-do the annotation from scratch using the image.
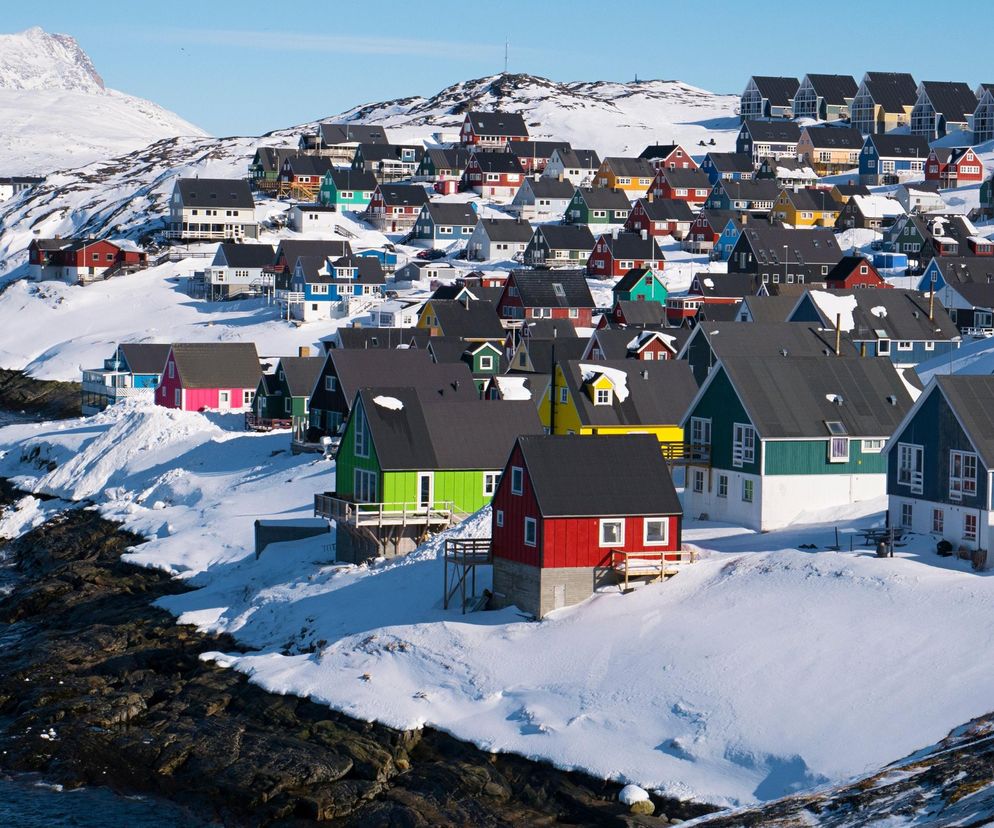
[284,397,292,414]
[932,508,944,534]
[524,516,537,546]
[949,450,978,500]
[511,466,524,495]
[483,471,500,497]
[692,469,705,493]
[733,423,756,467]
[897,443,924,494]
[354,469,377,503]
[599,519,624,547]
[878,339,891,355]
[552,283,566,298]
[964,513,978,543]
[900,502,913,529]
[479,355,494,371]
[244,390,255,406]
[742,479,754,502]
[595,388,613,405]
[690,416,711,447]
[167,361,175,379]
[861,439,885,453]
[717,474,728,498]
[644,518,669,545]
[496,509,504,527]
[568,307,579,318]
[325,375,337,392]
[354,410,369,457]
[559,387,568,404]
[828,436,850,463]
[896,341,913,351]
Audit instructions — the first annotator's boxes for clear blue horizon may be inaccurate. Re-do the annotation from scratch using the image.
[9,0,994,136]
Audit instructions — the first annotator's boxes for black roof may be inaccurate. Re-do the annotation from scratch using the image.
[614,299,667,325]
[327,167,379,191]
[516,434,681,518]
[169,343,261,389]
[118,343,171,375]
[251,147,296,173]
[356,387,542,471]
[215,243,275,269]
[693,272,758,298]
[695,303,743,323]
[736,224,843,266]
[602,232,664,260]
[333,255,385,284]
[659,167,713,189]
[465,110,529,137]
[376,183,430,206]
[713,178,781,203]
[749,76,800,106]
[175,178,254,209]
[712,355,913,439]
[933,376,994,468]
[427,298,506,339]
[468,151,525,174]
[694,209,738,233]
[510,269,595,308]
[638,144,679,160]
[317,123,388,146]
[277,356,324,397]
[862,72,918,113]
[553,148,601,169]
[283,155,335,177]
[704,153,754,174]
[525,177,575,199]
[423,147,472,171]
[615,266,661,293]
[932,256,994,288]
[740,120,802,143]
[803,288,960,342]
[590,327,688,359]
[692,321,857,360]
[603,157,655,178]
[919,80,978,124]
[803,74,858,104]
[802,125,864,150]
[274,239,351,267]
[782,188,840,212]
[512,338,586,375]
[574,187,632,210]
[330,328,430,350]
[423,201,478,226]
[636,198,696,222]
[867,133,930,159]
[532,223,595,250]
[507,140,571,159]
[833,183,871,197]
[476,217,533,242]
[739,294,803,324]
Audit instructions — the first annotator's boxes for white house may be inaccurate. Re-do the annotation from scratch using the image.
[393,260,458,284]
[510,176,575,218]
[369,299,421,328]
[542,148,601,186]
[203,242,275,301]
[167,178,258,241]
[288,203,338,233]
[466,218,533,262]
[895,182,948,215]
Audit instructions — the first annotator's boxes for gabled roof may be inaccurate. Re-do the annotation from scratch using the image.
[251,147,296,173]
[703,153,754,174]
[691,321,857,360]
[740,120,802,143]
[332,254,386,284]
[847,194,905,220]
[427,298,506,339]
[422,147,472,171]
[861,72,918,113]
[465,110,529,137]
[825,255,880,282]
[930,256,994,287]
[739,295,802,324]
[736,224,843,266]
[693,272,758,298]
[516,434,681,518]
[427,335,503,369]
[695,303,743,323]
[866,133,930,159]
[475,217,533,242]
[283,155,335,177]
[694,209,738,233]
[510,268,595,309]
[562,359,698,428]
[175,178,254,209]
[323,348,473,407]
[832,183,871,197]
[169,342,261,390]
[638,144,679,160]
[467,151,525,174]
[215,243,275,269]
[274,239,351,267]
[525,177,575,199]
[932,376,994,468]
[330,328,431,350]
[574,187,632,210]
[804,288,960,342]
[635,198,696,222]
[520,318,580,340]
[277,356,324,397]
[356,143,424,164]
[600,232,664,261]
[802,125,864,150]
[355,386,541,471]
[317,123,388,147]
[781,188,840,212]
[552,148,601,169]
[613,299,667,325]
[118,343,171,376]
[531,219,593,250]
[614,266,662,293]
[423,201,478,226]
[749,76,800,106]
[803,74,858,104]
[376,183,430,207]
[713,178,781,203]
[658,167,713,190]
[326,168,379,191]
[602,157,655,178]
[712,355,913,438]
[919,80,978,124]
[506,140,571,160]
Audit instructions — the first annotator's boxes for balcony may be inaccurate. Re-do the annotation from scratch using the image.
[314,493,454,528]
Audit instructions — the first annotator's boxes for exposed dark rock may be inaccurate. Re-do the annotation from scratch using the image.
[0,368,81,419]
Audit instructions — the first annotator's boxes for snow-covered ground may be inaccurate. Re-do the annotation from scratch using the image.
[2,401,994,809]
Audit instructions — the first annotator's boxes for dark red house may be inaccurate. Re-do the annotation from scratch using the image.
[638,144,698,172]
[461,151,525,200]
[491,434,684,618]
[587,232,665,279]
[459,110,529,149]
[824,256,891,290]
[156,342,262,413]
[925,147,985,189]
[624,197,696,239]
[497,269,594,328]
[647,168,713,206]
[28,238,146,283]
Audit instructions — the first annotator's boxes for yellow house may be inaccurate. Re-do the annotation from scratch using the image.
[796,125,863,176]
[539,359,698,445]
[771,187,841,228]
[594,157,655,197]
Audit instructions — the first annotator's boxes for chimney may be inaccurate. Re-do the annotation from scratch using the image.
[298,345,311,357]
[558,172,564,182]
[740,213,748,225]
[835,313,842,356]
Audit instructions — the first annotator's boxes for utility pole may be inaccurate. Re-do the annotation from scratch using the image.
[504,40,509,75]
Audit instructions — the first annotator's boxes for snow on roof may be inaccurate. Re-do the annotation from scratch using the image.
[871,306,887,318]
[703,277,715,288]
[373,395,404,411]
[810,291,858,332]
[494,375,531,401]
[579,363,630,402]
[851,194,905,218]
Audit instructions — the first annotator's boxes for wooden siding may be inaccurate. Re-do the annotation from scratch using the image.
[689,367,760,474]
[542,514,680,568]
[491,444,542,567]
[764,438,887,476]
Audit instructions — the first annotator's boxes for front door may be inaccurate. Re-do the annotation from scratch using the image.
[218,390,230,410]
[417,472,433,510]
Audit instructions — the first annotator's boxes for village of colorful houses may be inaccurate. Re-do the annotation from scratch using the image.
[31,70,994,620]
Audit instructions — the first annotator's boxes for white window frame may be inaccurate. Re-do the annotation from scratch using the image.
[900,502,913,529]
[643,518,669,546]
[742,479,754,503]
[511,465,524,495]
[483,471,500,497]
[354,410,370,458]
[599,518,625,547]
[692,468,705,493]
[354,468,377,504]
[717,474,728,498]
[828,436,850,463]
[478,354,495,371]
[690,416,711,447]
[949,450,978,500]
[861,439,885,454]
[524,516,537,547]
[732,423,756,467]
[964,513,978,542]
[897,442,924,494]
[932,508,944,534]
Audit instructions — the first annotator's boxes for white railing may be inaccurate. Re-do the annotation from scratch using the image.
[314,494,454,527]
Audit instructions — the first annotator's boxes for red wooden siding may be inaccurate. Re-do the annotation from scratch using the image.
[491,444,542,567]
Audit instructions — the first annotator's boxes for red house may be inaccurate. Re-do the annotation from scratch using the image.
[638,144,698,172]
[647,168,713,207]
[460,110,529,149]
[497,269,595,328]
[491,434,684,618]
[625,197,696,239]
[156,343,262,412]
[28,238,146,283]
[583,327,680,360]
[365,183,430,232]
[587,232,665,279]
[925,147,985,189]
[461,152,524,201]
[824,256,891,289]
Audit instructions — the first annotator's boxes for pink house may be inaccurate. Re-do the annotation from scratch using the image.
[156,342,262,412]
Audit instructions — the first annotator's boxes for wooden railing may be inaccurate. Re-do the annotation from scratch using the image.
[314,493,454,528]
[245,413,293,432]
[659,442,711,465]
[611,548,696,593]
[443,538,492,612]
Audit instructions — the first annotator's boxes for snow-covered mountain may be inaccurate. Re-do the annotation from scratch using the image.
[0,27,205,175]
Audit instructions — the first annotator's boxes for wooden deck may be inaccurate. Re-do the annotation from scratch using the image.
[611,548,696,592]
[314,493,454,529]
[443,538,492,612]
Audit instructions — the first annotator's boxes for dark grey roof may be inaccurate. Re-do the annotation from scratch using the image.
[590,327,688,359]
[802,125,864,150]
[833,183,871,196]
[283,155,335,177]
[324,349,474,409]
[520,318,580,340]
[806,288,960,342]
[862,72,918,113]
[695,209,739,233]
[356,386,542,471]
[468,151,525,174]
[659,167,713,189]
[376,183,430,206]
[427,336,501,367]
[932,256,994,287]
[638,144,680,160]
[215,243,275,269]
[553,148,601,169]
[423,147,472,171]
[935,376,994,468]
[602,232,664,260]
[170,343,261,389]
[513,338,586,375]
[327,168,378,191]
[783,188,840,212]
[510,269,595,309]
[175,178,254,209]
[696,303,743,323]
[251,147,296,173]
[526,177,575,199]
[427,299,506,339]
[562,359,698,428]
[430,284,503,306]
[614,299,667,325]
[333,255,385,284]
[704,153,754,174]
[532,223,595,250]
[424,201,478,226]
[517,434,681,518]
[614,266,660,293]
[637,198,696,222]
[868,133,930,159]
[476,217,533,242]
[716,355,913,438]
[750,76,800,106]
[694,321,857,359]
[466,110,529,138]
[119,343,171,375]
[713,178,781,203]
[803,74,857,104]
[277,356,324,397]
[274,239,351,267]
[575,187,632,210]
[356,143,424,163]
[740,294,802,324]
[603,157,655,178]
[737,224,843,266]
[506,140,571,159]
[919,81,978,124]
[741,120,802,143]
[318,123,388,146]
[693,273,758,298]
[330,328,430,350]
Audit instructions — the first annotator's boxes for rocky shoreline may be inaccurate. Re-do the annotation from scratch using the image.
[0,369,81,420]
[0,481,718,827]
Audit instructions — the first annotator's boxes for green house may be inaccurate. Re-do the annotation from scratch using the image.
[427,337,504,394]
[680,354,913,532]
[318,168,378,211]
[249,355,323,433]
[564,187,632,225]
[612,266,668,304]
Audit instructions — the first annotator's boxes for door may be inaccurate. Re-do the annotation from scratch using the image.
[417,472,433,510]
[218,390,230,410]
[553,584,566,610]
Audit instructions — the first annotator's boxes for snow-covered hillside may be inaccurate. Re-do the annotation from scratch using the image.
[0,27,205,175]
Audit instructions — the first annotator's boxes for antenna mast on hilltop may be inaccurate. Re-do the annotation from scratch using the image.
[504,40,509,74]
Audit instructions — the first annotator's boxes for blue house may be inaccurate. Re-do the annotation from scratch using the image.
[699,152,754,185]
[704,178,780,213]
[411,201,477,246]
[788,287,961,368]
[885,375,994,552]
[858,134,930,186]
[289,254,385,322]
[715,216,745,261]
[81,343,172,415]
[355,247,398,274]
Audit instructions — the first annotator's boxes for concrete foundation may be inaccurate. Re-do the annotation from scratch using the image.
[492,558,616,618]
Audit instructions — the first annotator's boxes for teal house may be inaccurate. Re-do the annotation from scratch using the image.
[612,266,668,304]
[318,168,378,212]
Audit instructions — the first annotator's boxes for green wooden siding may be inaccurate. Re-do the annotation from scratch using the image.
[764,439,887,476]
[688,367,761,474]
[617,273,668,304]
[335,403,382,500]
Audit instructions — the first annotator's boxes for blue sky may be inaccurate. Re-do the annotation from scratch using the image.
[10,0,993,136]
